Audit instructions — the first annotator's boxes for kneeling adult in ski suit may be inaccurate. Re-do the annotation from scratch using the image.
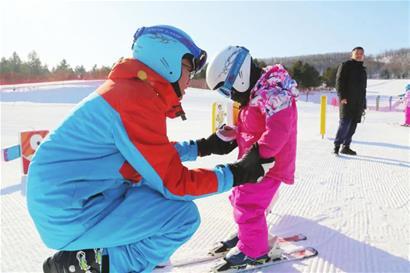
[27,26,274,273]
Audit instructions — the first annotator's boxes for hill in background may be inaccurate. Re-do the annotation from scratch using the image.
[261,48,410,79]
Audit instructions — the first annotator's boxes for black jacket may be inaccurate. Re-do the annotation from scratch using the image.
[336,59,367,123]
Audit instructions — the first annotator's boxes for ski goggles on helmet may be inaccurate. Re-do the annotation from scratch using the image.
[132,26,207,75]
[218,47,250,98]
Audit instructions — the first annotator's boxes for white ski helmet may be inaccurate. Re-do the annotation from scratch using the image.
[206,46,252,97]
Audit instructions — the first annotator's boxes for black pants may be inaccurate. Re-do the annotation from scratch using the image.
[334,118,358,147]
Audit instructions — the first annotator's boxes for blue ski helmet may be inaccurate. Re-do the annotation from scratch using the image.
[406,84,410,91]
[132,25,207,83]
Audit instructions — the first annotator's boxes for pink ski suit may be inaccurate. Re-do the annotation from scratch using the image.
[229,64,298,258]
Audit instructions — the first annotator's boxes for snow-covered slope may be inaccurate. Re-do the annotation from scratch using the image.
[1,81,409,272]
[366,79,409,96]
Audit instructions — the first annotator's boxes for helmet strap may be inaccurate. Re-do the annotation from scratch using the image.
[231,59,262,106]
[171,82,182,98]
[231,89,251,106]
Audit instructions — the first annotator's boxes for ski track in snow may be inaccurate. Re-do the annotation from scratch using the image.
[1,81,409,273]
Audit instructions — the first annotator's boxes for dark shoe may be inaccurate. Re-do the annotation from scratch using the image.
[209,232,239,256]
[340,146,357,155]
[333,145,340,155]
[43,249,105,273]
[216,247,270,271]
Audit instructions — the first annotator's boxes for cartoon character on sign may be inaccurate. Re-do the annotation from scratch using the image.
[21,130,49,174]
[215,103,227,128]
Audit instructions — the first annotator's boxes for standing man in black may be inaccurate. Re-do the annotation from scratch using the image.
[334,47,367,155]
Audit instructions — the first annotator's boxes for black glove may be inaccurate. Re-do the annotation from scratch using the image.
[228,143,275,186]
[196,133,237,157]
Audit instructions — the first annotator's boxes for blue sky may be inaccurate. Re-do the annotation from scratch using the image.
[1,0,409,69]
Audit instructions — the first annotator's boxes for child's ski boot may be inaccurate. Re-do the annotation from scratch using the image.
[209,232,239,256]
[211,237,284,272]
[212,246,271,272]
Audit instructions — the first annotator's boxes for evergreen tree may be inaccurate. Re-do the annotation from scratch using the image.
[0,57,11,83]
[322,66,338,87]
[27,51,49,81]
[289,60,304,86]
[10,52,23,73]
[301,62,321,88]
[53,59,75,80]
[289,61,321,89]
[74,65,86,79]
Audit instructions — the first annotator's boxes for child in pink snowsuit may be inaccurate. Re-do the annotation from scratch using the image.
[206,46,298,267]
[231,64,298,258]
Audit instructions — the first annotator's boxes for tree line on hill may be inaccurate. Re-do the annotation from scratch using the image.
[261,48,409,82]
[1,48,408,89]
[0,51,111,84]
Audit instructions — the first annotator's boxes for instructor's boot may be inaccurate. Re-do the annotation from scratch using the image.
[43,249,107,273]
[333,144,340,155]
[340,145,357,155]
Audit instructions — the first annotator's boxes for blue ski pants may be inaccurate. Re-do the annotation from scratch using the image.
[29,182,200,273]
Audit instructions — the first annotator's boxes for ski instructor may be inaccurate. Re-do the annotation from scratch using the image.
[333,46,367,155]
[27,25,274,273]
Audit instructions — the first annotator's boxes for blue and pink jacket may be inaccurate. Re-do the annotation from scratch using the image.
[27,58,233,249]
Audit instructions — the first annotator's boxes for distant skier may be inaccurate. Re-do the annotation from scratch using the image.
[26,26,274,273]
[403,84,410,126]
[206,46,299,271]
[333,46,367,155]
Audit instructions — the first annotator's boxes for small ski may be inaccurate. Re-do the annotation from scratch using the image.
[170,233,307,268]
[210,247,318,273]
